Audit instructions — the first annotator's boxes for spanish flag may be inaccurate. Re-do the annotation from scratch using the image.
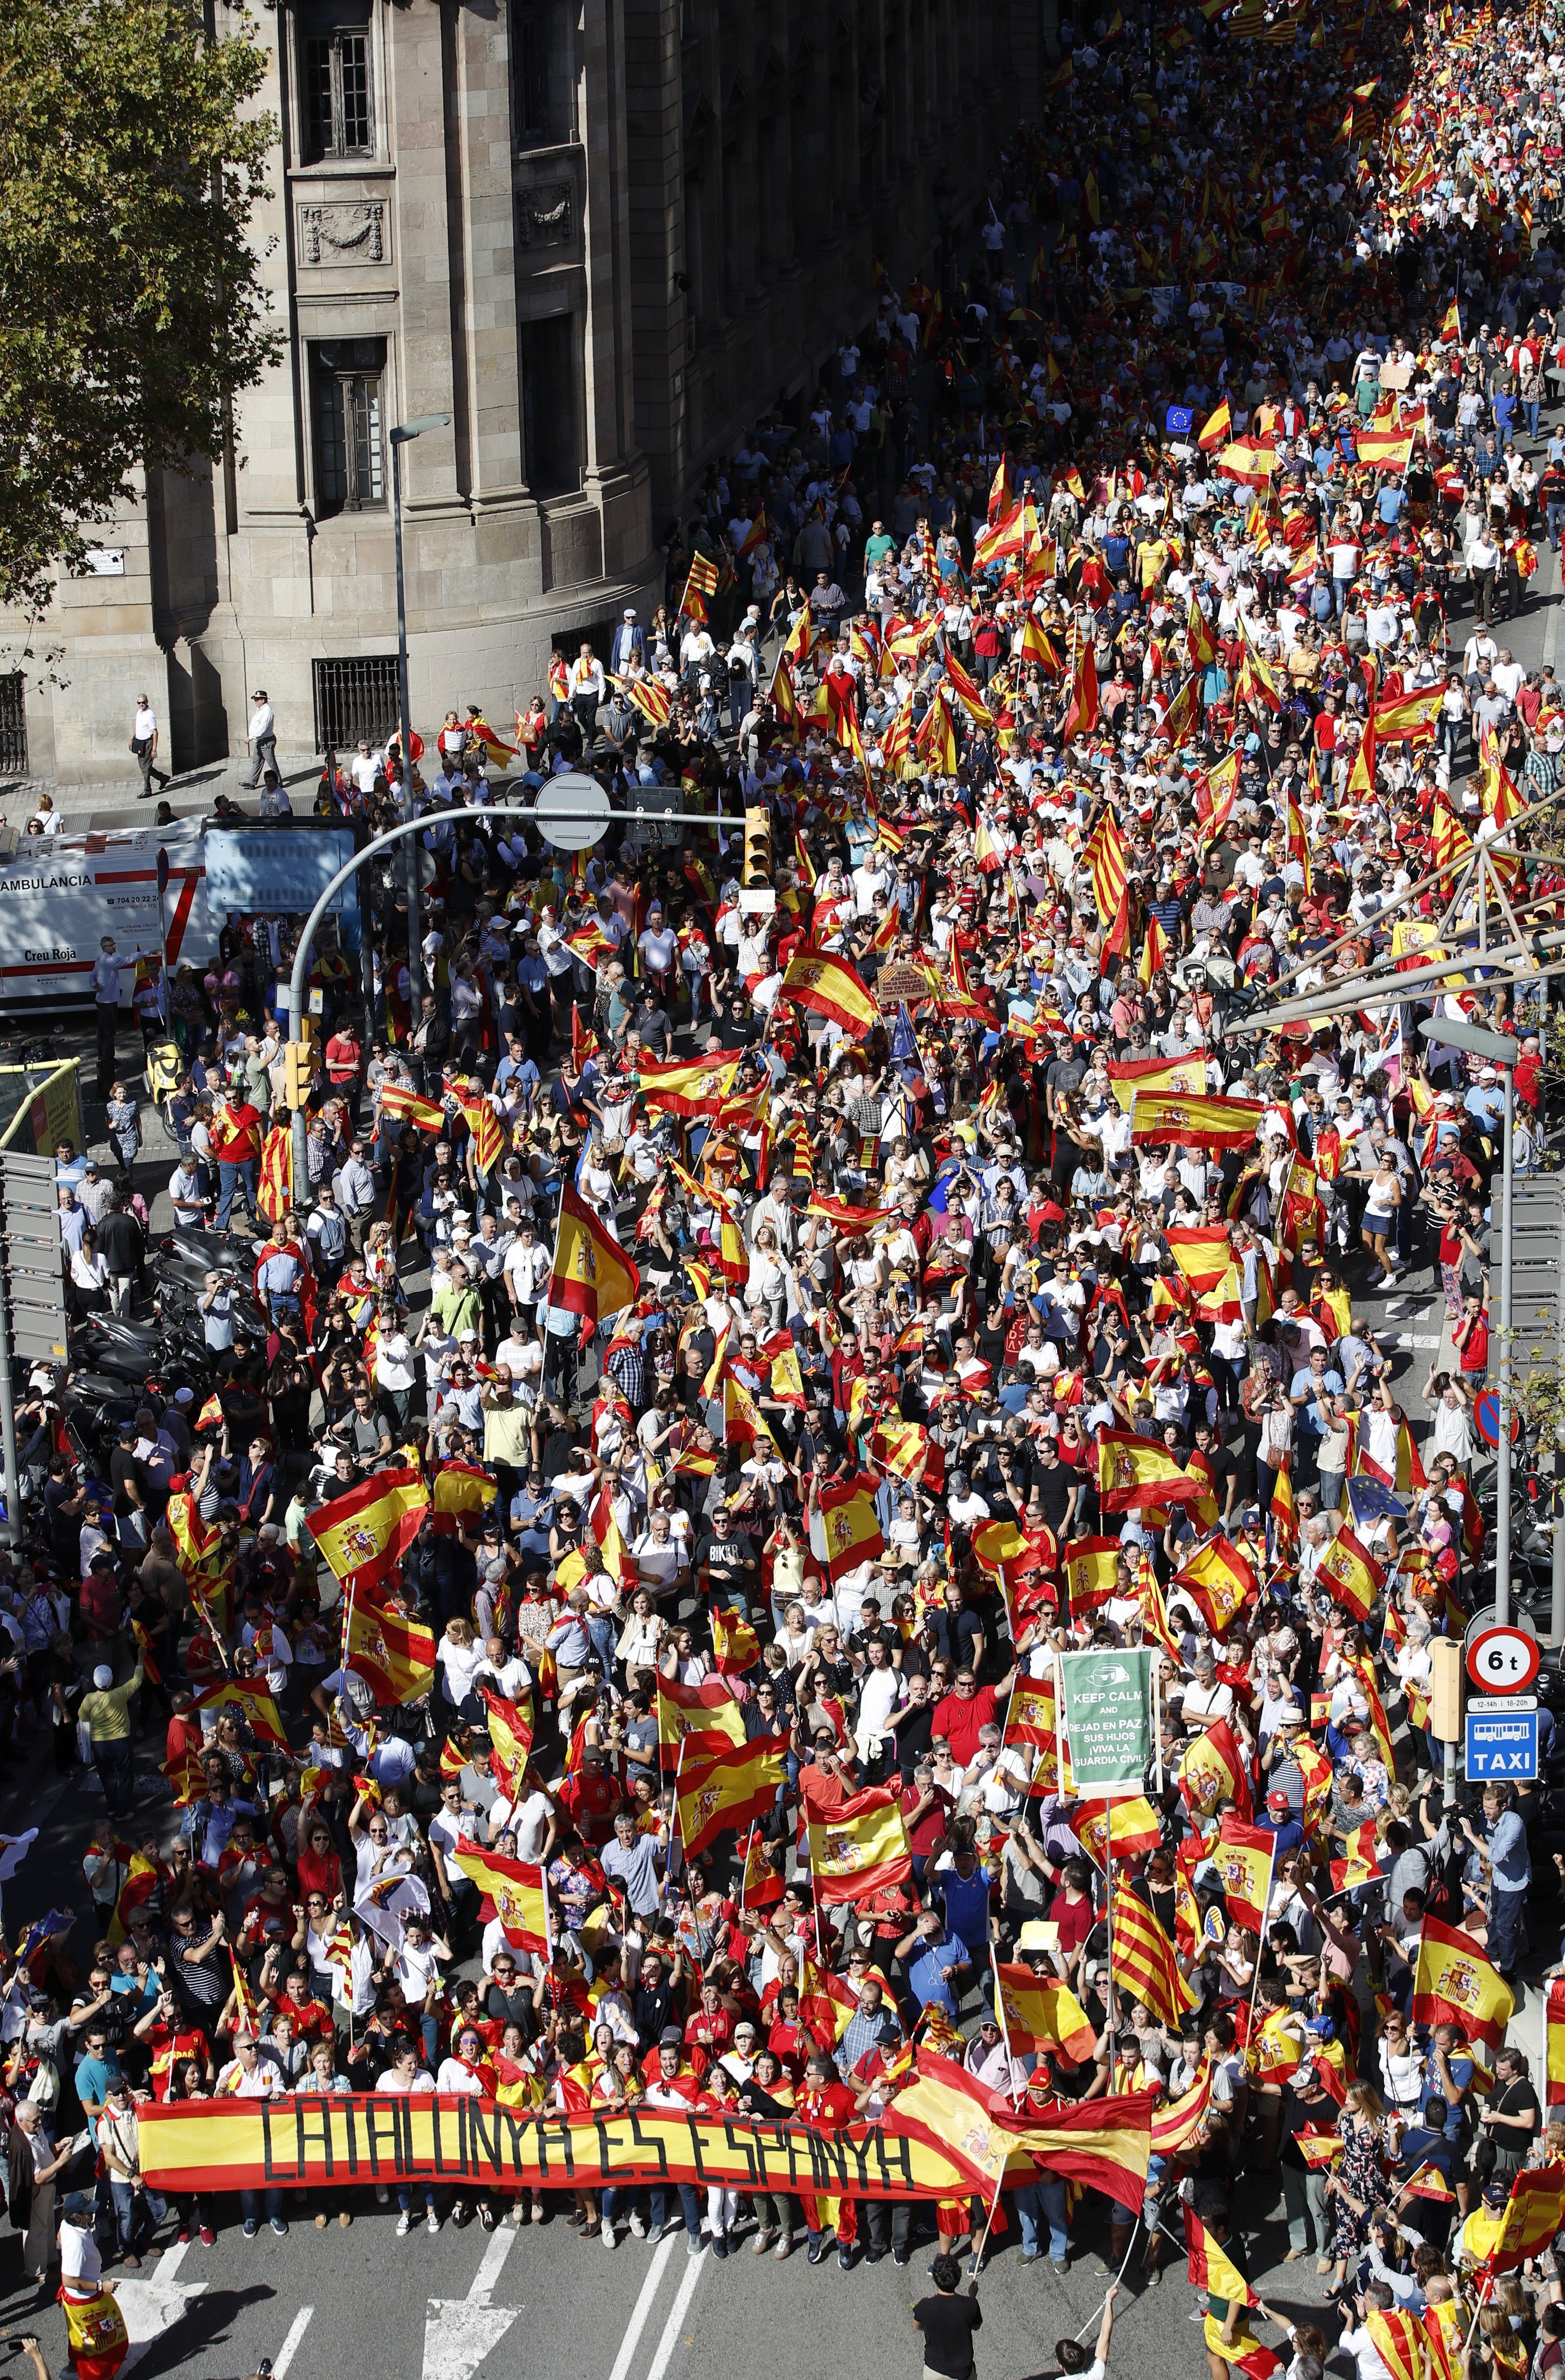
[1330,1817,1384,1896]
[1069,1796,1163,1866]
[1314,1523,1384,1624]
[801,1772,913,1905]
[451,1837,550,1953]
[1439,296,1461,343]
[722,1371,774,1451]
[431,1458,493,1536]
[636,1051,741,1117]
[1210,1814,1276,1934]
[1097,1426,1209,1512]
[191,1675,288,1750]
[548,1183,640,1325]
[1198,395,1232,450]
[710,1605,760,1677]
[60,2283,130,2380]
[1464,2168,1565,2278]
[810,1472,885,1579]
[677,1732,790,1858]
[870,1420,945,1493]
[656,1674,746,1767]
[306,1466,430,1593]
[1373,684,1445,743]
[1186,2204,1259,2307]
[1062,1536,1123,1613]
[1356,428,1415,472]
[1548,1979,1565,2110]
[1165,1223,1231,1292]
[1004,1674,1058,1748]
[344,1589,436,1707]
[479,1686,534,1798]
[1131,1091,1264,1149]
[1155,2059,1213,2153]
[992,2084,1155,2220]
[1413,1916,1514,2055]
[378,1081,447,1133]
[1109,1878,1197,2025]
[1172,1534,1257,1636]
[740,1820,784,1909]
[1179,1717,1253,1823]
[880,2051,1027,2192]
[777,942,879,1036]
[993,1964,1097,2062]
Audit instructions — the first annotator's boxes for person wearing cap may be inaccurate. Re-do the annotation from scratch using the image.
[609,609,645,676]
[1258,1788,1305,1861]
[1276,2056,1338,2266]
[77,1653,144,1822]
[97,2074,167,2268]
[244,688,278,786]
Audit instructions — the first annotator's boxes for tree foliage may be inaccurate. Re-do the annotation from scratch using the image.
[0,0,280,615]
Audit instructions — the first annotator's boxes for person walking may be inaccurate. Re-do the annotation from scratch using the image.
[129,694,170,800]
[245,688,278,787]
[78,1654,144,1823]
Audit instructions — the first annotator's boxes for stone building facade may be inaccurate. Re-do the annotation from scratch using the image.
[0,0,1042,788]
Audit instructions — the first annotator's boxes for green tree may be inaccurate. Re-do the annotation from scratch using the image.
[0,0,280,616]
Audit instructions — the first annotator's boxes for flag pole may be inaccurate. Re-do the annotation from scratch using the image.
[967,2166,1007,2280]
[662,1734,688,1910]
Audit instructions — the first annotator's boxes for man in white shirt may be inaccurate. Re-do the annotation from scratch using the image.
[567,643,605,737]
[244,689,278,786]
[130,694,170,798]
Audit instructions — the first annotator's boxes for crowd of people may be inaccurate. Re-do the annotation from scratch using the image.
[10,0,1565,2376]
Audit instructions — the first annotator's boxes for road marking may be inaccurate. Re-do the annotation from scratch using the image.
[422,2221,522,2380]
[643,2248,705,2380]
[1546,541,1562,672]
[606,2234,677,2380]
[115,2236,206,2375]
[271,2305,315,2380]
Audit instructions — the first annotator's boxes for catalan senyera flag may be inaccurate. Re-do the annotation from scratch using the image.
[993,1965,1097,2063]
[1315,1524,1385,1624]
[778,943,880,1036]
[677,1732,790,1858]
[1131,1091,1265,1150]
[1070,1797,1163,1867]
[1365,2311,1428,2380]
[256,1125,293,1224]
[479,1686,534,1799]
[1211,1814,1276,1935]
[811,1472,885,1580]
[1109,1878,1197,2025]
[1547,1979,1565,2109]
[1104,1051,1208,1114]
[191,1675,288,1751]
[870,1420,945,1494]
[710,1605,760,1677]
[1097,1427,1209,1512]
[451,1837,550,1954]
[431,1459,494,1536]
[1062,1536,1123,1614]
[306,1466,430,1593]
[1172,1534,1257,1636]
[637,1051,741,1118]
[1412,1915,1515,2055]
[1186,2204,1259,2308]
[801,1772,912,1905]
[344,1589,436,1707]
[548,1183,641,1325]
[378,1081,448,1134]
[656,1674,747,1768]
[1165,1223,1231,1292]
[1179,1716,1253,1823]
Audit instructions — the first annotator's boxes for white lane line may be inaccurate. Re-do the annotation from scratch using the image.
[469,2222,517,2300]
[271,2305,315,2380]
[421,2216,523,2380]
[643,2248,705,2380]
[606,2234,677,2380]
[155,2239,191,2283]
[1546,541,1562,672]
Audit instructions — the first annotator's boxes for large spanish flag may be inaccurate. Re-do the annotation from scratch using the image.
[1172,1534,1256,1635]
[1069,1797,1163,1866]
[1373,684,1446,743]
[1412,1916,1514,2055]
[1109,1878,1197,2025]
[656,1674,746,1768]
[1131,1091,1265,1150]
[882,2051,1030,2191]
[991,2085,1155,2219]
[450,1838,549,1954]
[548,1183,641,1324]
[306,1466,430,1593]
[1211,1814,1276,1935]
[1548,1979,1565,2109]
[810,1472,885,1579]
[636,1052,741,1118]
[378,1082,448,1133]
[1097,1427,1208,1512]
[801,1772,912,1904]
[1186,2204,1259,2307]
[479,1687,534,1798]
[993,1965,1097,2063]
[1106,1051,1207,1114]
[778,943,880,1036]
[677,1732,789,1857]
[1165,1224,1232,1294]
[344,1590,436,1707]
[431,1459,494,1536]
[1356,427,1415,472]
[192,1675,288,1750]
[1179,1717,1253,1822]
[1315,1524,1385,1624]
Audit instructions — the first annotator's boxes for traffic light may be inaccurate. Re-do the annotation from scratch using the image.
[1430,1637,1462,1742]
[743,805,771,890]
[284,1041,313,1111]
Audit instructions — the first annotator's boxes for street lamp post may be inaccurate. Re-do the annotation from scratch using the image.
[389,413,451,1069]
[1418,1015,1520,1621]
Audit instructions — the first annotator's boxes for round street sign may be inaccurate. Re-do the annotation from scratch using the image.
[534,771,610,851]
[1466,1625,1542,1696]
[1474,1389,1522,1450]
